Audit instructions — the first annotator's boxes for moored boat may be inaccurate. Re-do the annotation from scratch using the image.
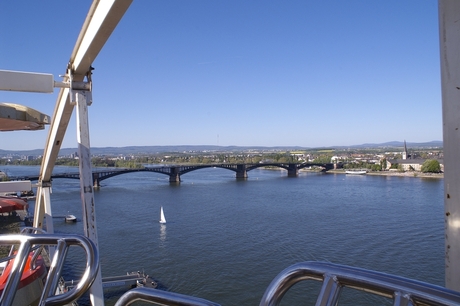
[65,214,77,222]
[345,170,367,175]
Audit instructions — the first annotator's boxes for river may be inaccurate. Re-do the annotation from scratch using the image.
[0,165,445,305]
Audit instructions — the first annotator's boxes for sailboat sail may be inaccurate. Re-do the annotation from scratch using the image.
[160,206,166,224]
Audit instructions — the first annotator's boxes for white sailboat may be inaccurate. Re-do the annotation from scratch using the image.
[159,206,166,224]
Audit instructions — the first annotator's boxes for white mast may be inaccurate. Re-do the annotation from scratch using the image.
[439,0,460,291]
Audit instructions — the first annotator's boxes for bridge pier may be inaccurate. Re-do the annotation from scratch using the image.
[287,163,298,177]
[236,164,248,179]
[169,167,181,183]
[92,173,101,188]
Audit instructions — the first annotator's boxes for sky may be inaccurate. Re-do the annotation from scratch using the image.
[0,1,442,151]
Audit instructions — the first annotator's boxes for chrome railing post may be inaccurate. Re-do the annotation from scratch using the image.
[0,233,99,306]
[259,262,460,306]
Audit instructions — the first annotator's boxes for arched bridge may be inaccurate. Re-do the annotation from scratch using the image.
[11,162,336,187]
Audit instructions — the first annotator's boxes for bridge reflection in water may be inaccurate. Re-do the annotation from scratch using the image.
[11,162,336,187]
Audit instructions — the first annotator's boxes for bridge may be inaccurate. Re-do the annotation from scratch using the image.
[10,162,336,187]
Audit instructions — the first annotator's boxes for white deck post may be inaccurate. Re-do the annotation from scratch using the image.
[439,0,460,291]
[74,87,104,306]
[33,185,56,258]
[33,185,53,234]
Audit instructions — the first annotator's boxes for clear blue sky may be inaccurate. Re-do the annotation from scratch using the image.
[0,1,441,151]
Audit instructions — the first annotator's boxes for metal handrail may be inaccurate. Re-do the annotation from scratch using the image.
[0,233,99,306]
[113,261,460,306]
[114,287,220,306]
[259,261,460,306]
[23,227,48,270]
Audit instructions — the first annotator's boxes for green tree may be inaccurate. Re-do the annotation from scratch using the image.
[313,155,333,163]
[421,159,441,173]
[380,158,387,170]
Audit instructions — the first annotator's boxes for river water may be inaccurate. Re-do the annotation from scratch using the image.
[0,165,445,305]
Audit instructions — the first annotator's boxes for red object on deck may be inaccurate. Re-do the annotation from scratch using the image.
[0,253,46,290]
[0,197,28,213]
[0,252,47,306]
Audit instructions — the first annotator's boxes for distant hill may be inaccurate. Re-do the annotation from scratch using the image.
[0,141,443,157]
[347,140,443,149]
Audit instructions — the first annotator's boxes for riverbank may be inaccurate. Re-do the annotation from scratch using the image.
[327,169,443,179]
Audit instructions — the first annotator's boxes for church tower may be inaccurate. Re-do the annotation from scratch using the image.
[402,140,408,160]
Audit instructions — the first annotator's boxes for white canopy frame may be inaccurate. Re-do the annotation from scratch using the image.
[0,1,133,305]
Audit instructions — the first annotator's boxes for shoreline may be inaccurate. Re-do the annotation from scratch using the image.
[327,169,443,179]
